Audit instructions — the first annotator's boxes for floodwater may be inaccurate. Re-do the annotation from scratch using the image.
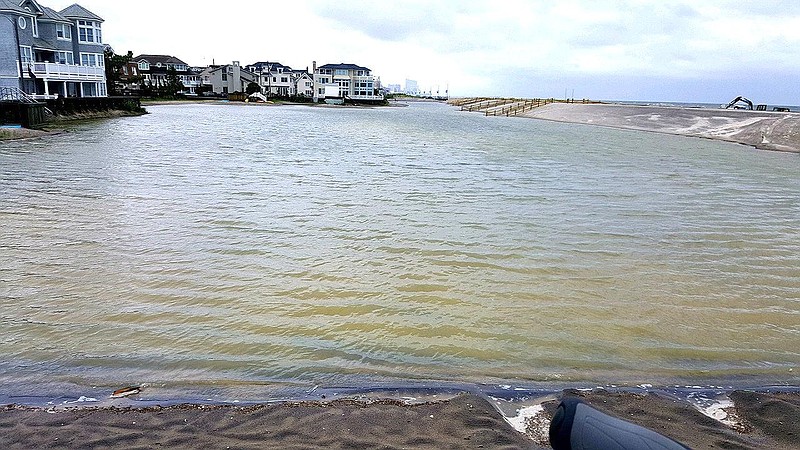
[1,102,798,399]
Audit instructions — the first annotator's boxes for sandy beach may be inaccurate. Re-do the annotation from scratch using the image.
[2,389,798,449]
[520,103,800,153]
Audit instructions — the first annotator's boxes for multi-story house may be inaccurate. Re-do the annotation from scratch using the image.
[294,70,313,98]
[133,54,200,95]
[202,61,257,96]
[245,61,313,98]
[1,0,106,98]
[312,62,383,103]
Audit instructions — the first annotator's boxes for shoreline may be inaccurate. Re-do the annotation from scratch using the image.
[518,102,800,153]
[2,386,798,449]
[1,109,146,141]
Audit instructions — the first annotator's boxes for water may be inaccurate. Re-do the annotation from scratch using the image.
[1,102,798,400]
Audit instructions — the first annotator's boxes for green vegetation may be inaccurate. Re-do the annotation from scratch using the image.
[246,82,261,95]
[104,49,139,96]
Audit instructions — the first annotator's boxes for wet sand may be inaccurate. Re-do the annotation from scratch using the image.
[520,103,800,153]
[2,389,798,449]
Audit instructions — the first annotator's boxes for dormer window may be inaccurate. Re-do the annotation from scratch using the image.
[155,62,162,68]
[138,61,149,71]
[78,20,102,44]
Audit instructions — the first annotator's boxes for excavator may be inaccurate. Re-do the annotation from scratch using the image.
[725,96,791,112]
[725,96,754,110]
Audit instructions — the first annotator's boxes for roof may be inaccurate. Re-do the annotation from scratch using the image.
[59,3,103,22]
[318,63,371,72]
[0,0,30,14]
[133,55,189,66]
[18,0,43,14]
[40,6,70,22]
[32,36,59,51]
[247,61,292,72]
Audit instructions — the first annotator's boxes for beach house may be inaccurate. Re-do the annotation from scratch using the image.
[133,54,201,95]
[202,61,257,96]
[245,61,314,99]
[0,0,106,98]
[312,62,384,103]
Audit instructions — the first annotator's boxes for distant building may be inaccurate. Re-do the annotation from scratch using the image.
[404,79,419,95]
[387,84,402,93]
[203,61,257,95]
[0,1,107,98]
[245,61,313,98]
[313,62,383,103]
[132,54,201,95]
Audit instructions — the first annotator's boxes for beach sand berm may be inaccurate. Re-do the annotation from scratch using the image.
[520,103,800,153]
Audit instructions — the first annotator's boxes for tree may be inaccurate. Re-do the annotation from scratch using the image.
[164,67,185,98]
[104,48,136,96]
[246,82,261,95]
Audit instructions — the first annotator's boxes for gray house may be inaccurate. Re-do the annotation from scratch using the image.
[201,61,257,96]
[0,0,107,98]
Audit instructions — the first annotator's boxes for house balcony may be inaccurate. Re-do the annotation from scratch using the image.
[23,62,105,82]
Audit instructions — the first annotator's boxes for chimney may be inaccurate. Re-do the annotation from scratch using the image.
[312,61,317,73]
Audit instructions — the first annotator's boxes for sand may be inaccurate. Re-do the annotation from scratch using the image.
[520,103,800,153]
[2,389,798,449]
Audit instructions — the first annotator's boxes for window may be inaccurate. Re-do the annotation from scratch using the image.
[56,23,71,40]
[83,82,97,96]
[19,46,32,64]
[32,17,38,37]
[55,51,74,65]
[281,77,288,83]
[138,61,149,71]
[17,16,26,29]
[221,73,227,81]
[334,69,348,75]
[78,20,102,44]
[80,53,103,67]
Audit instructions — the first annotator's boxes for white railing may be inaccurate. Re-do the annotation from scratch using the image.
[0,86,39,103]
[26,62,105,81]
[349,94,385,101]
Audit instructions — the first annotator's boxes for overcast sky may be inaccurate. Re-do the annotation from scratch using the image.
[47,0,800,104]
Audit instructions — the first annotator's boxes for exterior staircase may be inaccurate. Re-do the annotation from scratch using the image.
[0,87,40,104]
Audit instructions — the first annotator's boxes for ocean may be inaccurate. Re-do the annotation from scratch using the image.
[1,102,798,404]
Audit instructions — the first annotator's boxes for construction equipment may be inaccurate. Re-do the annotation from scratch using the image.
[725,96,754,110]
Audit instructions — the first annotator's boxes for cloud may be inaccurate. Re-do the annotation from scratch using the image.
[311,0,460,42]
[40,0,800,104]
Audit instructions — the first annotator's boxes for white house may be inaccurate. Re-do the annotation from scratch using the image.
[313,62,383,103]
[245,61,313,98]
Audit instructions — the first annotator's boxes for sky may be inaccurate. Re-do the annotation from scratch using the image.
[45,0,800,104]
